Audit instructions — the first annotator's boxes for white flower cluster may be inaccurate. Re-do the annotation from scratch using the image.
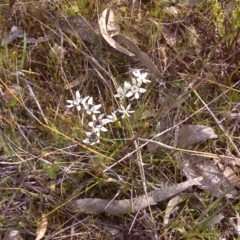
[114,70,151,100]
[66,70,150,145]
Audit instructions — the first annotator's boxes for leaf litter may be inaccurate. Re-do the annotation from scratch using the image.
[67,6,239,216]
[1,0,240,239]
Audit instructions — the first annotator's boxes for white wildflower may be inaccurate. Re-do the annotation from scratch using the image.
[88,114,111,132]
[106,112,118,122]
[66,90,89,111]
[132,69,151,84]
[83,129,100,145]
[114,86,127,100]
[124,78,146,99]
[117,104,135,118]
[83,97,102,115]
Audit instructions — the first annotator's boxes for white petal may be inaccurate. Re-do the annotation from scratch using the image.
[117,87,124,93]
[132,77,137,85]
[118,107,126,113]
[92,114,97,121]
[136,78,143,84]
[120,112,126,118]
[83,138,90,144]
[93,110,101,114]
[126,91,133,98]
[81,96,89,104]
[98,114,104,119]
[100,126,108,132]
[124,81,132,89]
[66,100,74,104]
[137,80,143,87]
[86,132,92,137]
[66,104,74,108]
[139,88,146,93]
[126,108,134,114]
[102,118,111,125]
[114,87,126,99]
[135,92,140,99]
[93,104,102,111]
[126,104,131,110]
[88,97,93,104]
[141,72,148,79]
[132,69,141,78]
[88,122,94,127]
[118,110,125,115]
[86,110,92,115]
[107,113,117,122]
[142,79,151,84]
[96,131,100,137]
[73,100,78,104]
[76,90,81,100]
[77,105,81,111]
[92,127,101,132]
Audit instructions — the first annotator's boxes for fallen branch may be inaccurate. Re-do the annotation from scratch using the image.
[68,177,202,215]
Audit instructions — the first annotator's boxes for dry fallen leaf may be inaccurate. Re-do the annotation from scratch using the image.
[106,9,120,37]
[58,14,161,78]
[177,154,238,199]
[58,15,101,43]
[35,214,48,240]
[177,124,218,148]
[175,124,238,198]
[161,26,177,48]
[164,193,191,225]
[215,159,240,189]
[68,177,202,215]
[99,8,134,57]
[1,26,23,47]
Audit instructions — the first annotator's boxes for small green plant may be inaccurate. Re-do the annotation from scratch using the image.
[65,69,150,145]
